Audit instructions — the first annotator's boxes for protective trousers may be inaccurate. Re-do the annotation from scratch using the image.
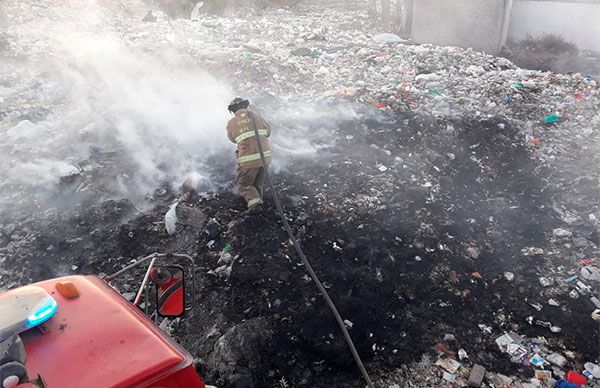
[236,166,265,208]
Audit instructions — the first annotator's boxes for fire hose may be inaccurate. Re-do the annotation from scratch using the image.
[248,112,375,388]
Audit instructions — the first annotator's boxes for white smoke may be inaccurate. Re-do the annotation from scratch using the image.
[0,0,361,210]
[0,0,233,203]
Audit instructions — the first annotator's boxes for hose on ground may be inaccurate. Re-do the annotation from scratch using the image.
[248,111,375,388]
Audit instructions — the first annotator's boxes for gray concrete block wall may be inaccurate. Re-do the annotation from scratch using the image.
[411,0,509,54]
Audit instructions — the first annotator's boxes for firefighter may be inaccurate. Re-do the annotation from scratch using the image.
[226,98,271,213]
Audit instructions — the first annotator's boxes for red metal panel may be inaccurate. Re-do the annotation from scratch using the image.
[147,365,206,388]
[18,275,204,388]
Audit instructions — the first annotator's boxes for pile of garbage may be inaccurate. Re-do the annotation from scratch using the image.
[1,0,600,387]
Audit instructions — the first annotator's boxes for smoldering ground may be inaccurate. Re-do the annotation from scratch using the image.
[1,1,600,387]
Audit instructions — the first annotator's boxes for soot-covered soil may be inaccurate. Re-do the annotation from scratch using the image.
[1,111,598,387]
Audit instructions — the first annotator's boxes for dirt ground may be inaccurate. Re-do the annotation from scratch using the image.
[2,105,598,387]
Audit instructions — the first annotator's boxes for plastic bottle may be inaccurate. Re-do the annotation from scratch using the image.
[584,362,600,378]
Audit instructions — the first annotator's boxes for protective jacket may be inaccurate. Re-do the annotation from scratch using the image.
[227,109,272,169]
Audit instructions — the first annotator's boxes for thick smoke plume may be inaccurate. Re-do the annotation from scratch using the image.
[0,0,359,211]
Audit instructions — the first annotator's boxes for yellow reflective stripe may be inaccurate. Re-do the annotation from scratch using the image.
[238,150,271,164]
[247,198,263,208]
[235,129,268,143]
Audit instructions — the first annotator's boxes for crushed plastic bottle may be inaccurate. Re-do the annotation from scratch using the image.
[584,362,600,379]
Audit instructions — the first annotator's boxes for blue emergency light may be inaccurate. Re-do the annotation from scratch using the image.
[27,296,58,327]
[0,286,59,342]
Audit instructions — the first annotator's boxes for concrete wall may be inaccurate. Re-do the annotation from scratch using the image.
[508,0,600,52]
[411,0,510,54]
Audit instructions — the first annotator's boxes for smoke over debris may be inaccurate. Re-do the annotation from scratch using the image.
[1,0,600,387]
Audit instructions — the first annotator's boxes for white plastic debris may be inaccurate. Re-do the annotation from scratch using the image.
[343,319,353,329]
[190,2,204,21]
[580,266,600,282]
[584,362,600,379]
[435,357,461,373]
[552,228,572,238]
[504,271,515,281]
[373,33,402,44]
[478,324,492,334]
[546,353,567,368]
[538,277,552,287]
[164,202,179,235]
[548,299,560,307]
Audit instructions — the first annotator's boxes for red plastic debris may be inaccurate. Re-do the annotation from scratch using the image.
[574,92,583,101]
[435,343,456,356]
[531,138,541,146]
[580,259,593,266]
[373,101,386,108]
[567,371,587,386]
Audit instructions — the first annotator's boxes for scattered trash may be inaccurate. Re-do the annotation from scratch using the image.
[584,362,600,379]
[547,353,567,368]
[373,33,402,44]
[580,266,600,282]
[535,369,552,381]
[467,364,486,387]
[522,247,545,256]
[530,354,546,367]
[435,357,461,374]
[543,113,560,124]
[435,343,456,356]
[164,202,178,235]
[555,380,580,388]
[553,228,573,238]
[504,271,515,281]
[566,371,587,386]
[478,324,492,334]
[442,372,456,383]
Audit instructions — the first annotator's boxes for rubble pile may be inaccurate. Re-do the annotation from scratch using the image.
[1,0,600,387]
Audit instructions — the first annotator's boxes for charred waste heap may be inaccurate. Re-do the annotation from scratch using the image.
[0,0,600,387]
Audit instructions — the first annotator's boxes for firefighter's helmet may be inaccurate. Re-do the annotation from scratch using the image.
[228,97,249,113]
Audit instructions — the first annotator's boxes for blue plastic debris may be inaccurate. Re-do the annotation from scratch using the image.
[555,380,580,388]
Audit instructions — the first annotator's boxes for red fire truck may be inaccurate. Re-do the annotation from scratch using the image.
[0,253,206,388]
